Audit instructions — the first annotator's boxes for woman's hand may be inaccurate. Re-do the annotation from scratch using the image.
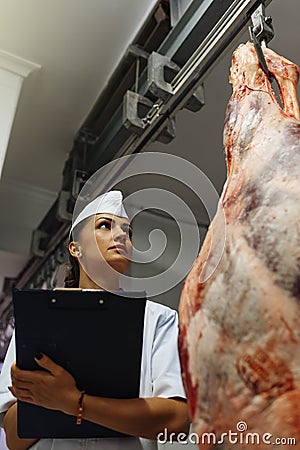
[10,355,80,415]
[9,357,190,441]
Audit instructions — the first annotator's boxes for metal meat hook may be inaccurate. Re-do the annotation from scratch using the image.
[249,3,274,81]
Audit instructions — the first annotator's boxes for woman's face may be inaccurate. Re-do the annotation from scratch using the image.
[72,213,133,279]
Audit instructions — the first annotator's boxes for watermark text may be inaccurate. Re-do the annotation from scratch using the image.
[157,421,297,446]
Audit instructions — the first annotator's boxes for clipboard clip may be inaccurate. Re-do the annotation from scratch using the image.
[49,291,106,309]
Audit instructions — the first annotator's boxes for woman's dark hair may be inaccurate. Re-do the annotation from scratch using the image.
[64,220,86,288]
[64,241,80,288]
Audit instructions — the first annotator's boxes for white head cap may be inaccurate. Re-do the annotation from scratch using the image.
[70,190,129,234]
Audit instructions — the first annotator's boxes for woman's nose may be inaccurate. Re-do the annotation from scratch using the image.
[113,226,127,242]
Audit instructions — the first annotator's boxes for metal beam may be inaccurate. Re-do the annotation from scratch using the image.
[88,0,272,167]
[89,0,272,165]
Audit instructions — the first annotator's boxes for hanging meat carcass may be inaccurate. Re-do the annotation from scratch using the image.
[179,42,300,450]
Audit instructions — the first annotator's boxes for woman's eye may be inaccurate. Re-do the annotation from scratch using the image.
[98,222,111,230]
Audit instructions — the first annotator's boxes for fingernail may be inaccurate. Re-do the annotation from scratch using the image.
[34,352,43,360]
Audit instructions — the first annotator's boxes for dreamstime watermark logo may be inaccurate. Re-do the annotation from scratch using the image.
[157,421,297,446]
[72,152,226,297]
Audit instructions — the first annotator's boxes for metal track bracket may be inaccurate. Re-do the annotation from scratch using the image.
[147,51,205,111]
[123,91,176,143]
[147,51,180,100]
[123,90,153,134]
[30,229,50,258]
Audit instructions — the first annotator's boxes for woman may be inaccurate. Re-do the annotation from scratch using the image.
[0,191,189,450]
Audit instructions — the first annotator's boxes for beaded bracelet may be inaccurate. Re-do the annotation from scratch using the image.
[76,390,85,425]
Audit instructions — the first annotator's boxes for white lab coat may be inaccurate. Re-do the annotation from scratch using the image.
[0,301,186,450]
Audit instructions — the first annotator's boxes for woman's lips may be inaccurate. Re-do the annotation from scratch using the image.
[110,244,127,254]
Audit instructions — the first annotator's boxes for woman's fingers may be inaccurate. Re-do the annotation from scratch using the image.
[11,356,56,383]
[9,384,45,406]
[12,355,69,383]
[7,386,15,397]
[11,363,36,382]
[10,377,33,390]
[9,356,78,411]
[34,353,65,377]
[8,386,34,403]
[11,364,33,385]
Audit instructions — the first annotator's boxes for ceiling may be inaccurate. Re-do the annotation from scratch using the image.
[0,0,299,293]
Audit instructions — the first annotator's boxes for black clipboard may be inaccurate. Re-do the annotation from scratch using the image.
[13,288,146,439]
